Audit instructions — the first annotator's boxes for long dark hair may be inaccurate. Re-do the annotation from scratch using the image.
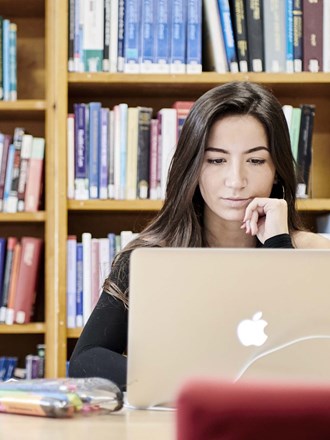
[104,81,303,302]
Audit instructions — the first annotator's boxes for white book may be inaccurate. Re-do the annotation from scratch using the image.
[282,105,293,136]
[109,0,119,72]
[66,236,77,328]
[82,232,92,325]
[113,105,121,200]
[82,0,104,72]
[159,108,177,200]
[323,0,330,72]
[202,0,228,73]
[126,107,139,200]
[120,230,134,250]
[67,114,75,199]
[98,238,110,294]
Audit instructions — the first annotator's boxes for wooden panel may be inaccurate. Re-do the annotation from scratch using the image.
[68,199,163,211]
[0,323,45,334]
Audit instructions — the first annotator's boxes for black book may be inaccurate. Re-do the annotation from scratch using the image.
[230,0,249,72]
[245,0,264,72]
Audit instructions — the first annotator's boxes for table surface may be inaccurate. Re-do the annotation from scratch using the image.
[0,408,176,440]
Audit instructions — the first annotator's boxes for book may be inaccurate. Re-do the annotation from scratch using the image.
[6,127,25,213]
[91,238,100,311]
[109,0,119,72]
[5,241,21,325]
[0,17,3,99]
[119,103,128,199]
[98,238,110,291]
[108,109,115,198]
[82,232,92,325]
[263,0,286,72]
[0,238,7,313]
[172,101,194,140]
[140,0,156,73]
[154,0,171,72]
[88,102,101,199]
[9,22,17,100]
[68,0,75,71]
[149,118,159,200]
[324,0,330,72]
[2,19,10,100]
[245,0,264,72]
[117,0,125,72]
[17,134,33,212]
[159,108,177,199]
[0,134,12,211]
[285,0,294,73]
[292,0,303,72]
[217,0,239,72]
[82,0,104,72]
[76,242,84,327]
[66,235,77,328]
[124,0,141,73]
[137,107,152,199]
[24,137,45,212]
[0,237,18,323]
[290,106,302,163]
[99,107,109,200]
[67,115,75,199]
[202,0,228,72]
[303,0,323,72]
[296,104,316,198]
[170,0,187,74]
[74,103,89,200]
[126,107,139,200]
[2,143,15,212]
[103,0,111,71]
[14,237,43,324]
[186,0,202,73]
[230,0,249,72]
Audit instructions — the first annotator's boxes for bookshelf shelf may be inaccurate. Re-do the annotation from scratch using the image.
[0,212,46,222]
[296,199,330,212]
[0,100,46,112]
[67,328,82,339]
[0,323,45,334]
[68,200,163,212]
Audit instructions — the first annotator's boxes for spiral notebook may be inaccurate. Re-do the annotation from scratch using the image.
[126,247,330,409]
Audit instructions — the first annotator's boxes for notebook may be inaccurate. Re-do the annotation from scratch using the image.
[126,247,330,409]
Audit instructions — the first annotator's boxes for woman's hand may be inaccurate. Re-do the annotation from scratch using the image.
[241,198,289,244]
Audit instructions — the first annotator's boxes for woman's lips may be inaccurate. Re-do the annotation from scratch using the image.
[221,198,251,208]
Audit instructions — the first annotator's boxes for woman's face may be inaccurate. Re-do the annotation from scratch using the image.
[199,114,276,224]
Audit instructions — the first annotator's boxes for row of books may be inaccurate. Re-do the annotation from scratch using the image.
[0,236,43,326]
[68,0,202,74]
[0,16,17,100]
[66,231,137,328]
[68,101,193,201]
[0,344,45,381]
[205,0,330,73]
[0,130,45,213]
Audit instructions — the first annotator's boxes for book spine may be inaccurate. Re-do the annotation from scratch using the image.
[323,0,330,72]
[186,0,202,73]
[124,0,141,72]
[0,135,12,211]
[217,0,239,72]
[3,143,15,212]
[113,105,121,199]
[231,0,248,72]
[99,107,109,200]
[141,0,156,73]
[160,108,177,199]
[0,17,3,99]
[98,238,110,290]
[119,103,128,200]
[82,0,104,72]
[296,104,316,198]
[103,0,111,71]
[109,0,119,72]
[263,0,286,72]
[66,235,77,328]
[293,0,303,72]
[170,0,187,74]
[245,0,264,72]
[117,0,125,72]
[0,237,7,309]
[74,0,82,71]
[82,232,92,325]
[24,138,45,212]
[126,107,139,200]
[137,107,152,199]
[303,0,323,72]
[108,109,115,198]
[9,22,17,101]
[68,0,75,71]
[149,118,159,200]
[285,0,294,73]
[107,232,116,267]
[67,115,75,200]
[290,107,302,164]
[6,127,25,213]
[74,103,89,200]
[154,0,171,72]
[2,19,10,101]
[5,241,21,325]
[14,237,43,324]
[17,134,33,212]
[88,102,101,199]
[0,237,17,323]
[75,242,83,327]
[172,101,194,140]
[91,238,100,310]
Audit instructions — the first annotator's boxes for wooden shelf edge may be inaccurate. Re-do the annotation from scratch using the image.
[67,328,82,338]
[0,323,46,334]
[69,72,330,85]
[0,211,46,222]
[0,100,46,111]
[296,199,330,212]
[68,200,163,212]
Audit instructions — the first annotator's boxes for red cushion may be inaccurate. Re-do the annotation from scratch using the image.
[176,379,330,440]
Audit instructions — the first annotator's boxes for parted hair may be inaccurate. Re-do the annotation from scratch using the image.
[103,81,303,304]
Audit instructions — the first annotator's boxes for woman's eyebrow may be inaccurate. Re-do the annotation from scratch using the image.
[205,146,270,154]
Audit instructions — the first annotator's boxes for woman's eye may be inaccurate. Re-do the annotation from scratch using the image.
[207,158,226,164]
[248,158,266,165]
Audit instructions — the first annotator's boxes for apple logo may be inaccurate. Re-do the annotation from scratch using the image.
[237,311,268,347]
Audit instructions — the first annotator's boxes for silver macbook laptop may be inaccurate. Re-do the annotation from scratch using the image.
[126,248,330,409]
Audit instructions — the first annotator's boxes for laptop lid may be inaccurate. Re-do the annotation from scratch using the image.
[126,248,330,409]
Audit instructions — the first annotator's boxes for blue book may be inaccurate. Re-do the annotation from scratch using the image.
[141,0,156,72]
[186,0,202,73]
[292,0,303,72]
[66,236,77,328]
[154,0,171,72]
[4,357,17,380]
[2,19,10,101]
[99,107,109,200]
[217,0,239,72]
[108,233,116,267]
[9,22,17,101]
[124,0,141,72]
[88,102,101,199]
[76,243,83,327]
[117,0,125,72]
[74,103,89,200]
[285,0,294,73]
[0,357,8,381]
[119,103,128,200]
[0,238,7,311]
[3,143,15,212]
[170,0,187,73]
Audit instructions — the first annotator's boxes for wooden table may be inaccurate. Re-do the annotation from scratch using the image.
[0,408,176,440]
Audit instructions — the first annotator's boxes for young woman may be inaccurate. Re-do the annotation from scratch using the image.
[69,82,330,389]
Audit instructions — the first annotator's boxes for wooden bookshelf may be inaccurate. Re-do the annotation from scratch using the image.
[0,212,46,222]
[0,323,45,334]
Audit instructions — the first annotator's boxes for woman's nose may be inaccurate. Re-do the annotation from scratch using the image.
[224,164,247,189]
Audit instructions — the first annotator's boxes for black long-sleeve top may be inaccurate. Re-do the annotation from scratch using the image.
[68,234,293,389]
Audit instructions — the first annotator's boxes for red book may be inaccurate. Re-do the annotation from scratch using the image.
[5,241,22,325]
[13,237,43,324]
[24,137,45,212]
[172,101,194,141]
